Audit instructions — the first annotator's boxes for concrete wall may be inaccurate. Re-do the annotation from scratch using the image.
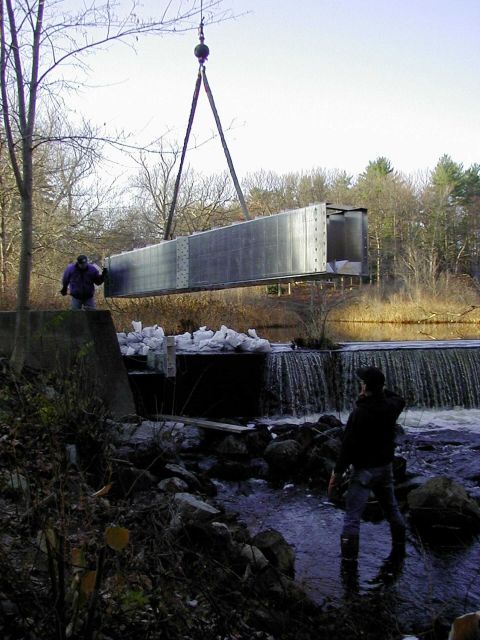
[0,311,136,419]
[127,353,267,418]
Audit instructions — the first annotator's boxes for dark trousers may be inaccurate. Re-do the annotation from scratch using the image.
[342,463,405,537]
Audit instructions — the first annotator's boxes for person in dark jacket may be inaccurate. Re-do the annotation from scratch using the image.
[328,366,406,562]
[61,255,107,309]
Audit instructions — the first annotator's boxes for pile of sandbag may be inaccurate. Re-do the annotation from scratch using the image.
[117,321,165,356]
[117,322,272,356]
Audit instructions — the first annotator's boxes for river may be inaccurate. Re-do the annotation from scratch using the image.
[262,321,480,343]
[128,330,480,637]
[215,408,480,638]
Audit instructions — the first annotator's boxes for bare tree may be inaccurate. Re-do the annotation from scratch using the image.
[130,143,181,242]
[0,0,226,372]
[0,130,19,294]
[130,140,236,241]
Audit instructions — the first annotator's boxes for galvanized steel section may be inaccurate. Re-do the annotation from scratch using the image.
[175,236,189,289]
[326,205,368,276]
[105,204,366,298]
[188,204,326,288]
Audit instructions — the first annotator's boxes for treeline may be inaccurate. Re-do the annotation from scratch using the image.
[1,127,479,304]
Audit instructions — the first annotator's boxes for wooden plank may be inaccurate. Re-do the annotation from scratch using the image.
[158,414,254,434]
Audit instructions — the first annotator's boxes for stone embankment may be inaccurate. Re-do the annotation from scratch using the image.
[108,414,480,637]
[116,413,480,561]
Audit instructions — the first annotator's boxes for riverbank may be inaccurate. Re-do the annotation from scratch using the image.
[2,280,480,345]
[0,361,322,640]
[216,413,480,635]
[1,358,479,639]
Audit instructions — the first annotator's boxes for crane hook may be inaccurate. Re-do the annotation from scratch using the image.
[194,17,209,64]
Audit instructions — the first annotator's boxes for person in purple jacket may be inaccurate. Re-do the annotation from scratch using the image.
[61,255,107,309]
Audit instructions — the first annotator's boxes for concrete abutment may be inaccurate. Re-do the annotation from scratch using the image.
[0,310,136,419]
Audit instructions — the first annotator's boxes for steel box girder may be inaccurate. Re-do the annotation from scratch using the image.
[105,203,367,298]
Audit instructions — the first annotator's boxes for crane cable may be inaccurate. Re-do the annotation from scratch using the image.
[163,12,250,240]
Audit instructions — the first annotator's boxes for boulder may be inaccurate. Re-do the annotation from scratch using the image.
[207,457,269,481]
[316,414,343,429]
[235,543,269,572]
[112,465,158,497]
[172,492,221,524]
[164,463,202,491]
[157,477,189,493]
[209,521,233,548]
[118,420,203,455]
[264,439,302,474]
[304,447,335,482]
[249,458,270,479]
[407,476,480,535]
[216,435,249,458]
[207,459,252,481]
[313,426,343,444]
[118,442,166,475]
[180,520,233,551]
[245,426,272,456]
[270,424,297,438]
[394,475,429,505]
[294,425,317,451]
[312,435,342,461]
[252,529,295,578]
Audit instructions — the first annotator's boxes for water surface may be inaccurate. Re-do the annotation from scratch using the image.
[216,409,480,636]
[262,322,480,343]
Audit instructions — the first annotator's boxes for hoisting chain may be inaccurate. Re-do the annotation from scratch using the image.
[164,14,250,240]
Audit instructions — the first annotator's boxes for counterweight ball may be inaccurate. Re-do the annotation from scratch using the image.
[194,42,210,63]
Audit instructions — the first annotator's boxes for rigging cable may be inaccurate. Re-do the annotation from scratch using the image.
[164,13,250,240]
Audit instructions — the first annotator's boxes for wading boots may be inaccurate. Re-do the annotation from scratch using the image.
[340,534,359,561]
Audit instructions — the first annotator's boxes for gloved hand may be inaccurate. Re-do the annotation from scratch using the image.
[101,267,108,277]
[60,286,68,296]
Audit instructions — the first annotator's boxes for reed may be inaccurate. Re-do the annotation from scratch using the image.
[2,278,479,339]
[103,287,299,335]
[328,284,480,325]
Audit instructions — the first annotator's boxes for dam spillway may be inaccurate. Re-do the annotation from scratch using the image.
[127,340,480,418]
[262,342,480,416]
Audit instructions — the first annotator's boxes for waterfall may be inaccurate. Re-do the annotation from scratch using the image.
[261,351,334,416]
[262,345,480,416]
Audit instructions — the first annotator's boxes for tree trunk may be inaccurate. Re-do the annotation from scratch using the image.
[0,206,6,292]
[10,157,33,373]
[375,231,381,287]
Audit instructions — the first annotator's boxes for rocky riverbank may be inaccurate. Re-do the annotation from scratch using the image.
[1,359,479,639]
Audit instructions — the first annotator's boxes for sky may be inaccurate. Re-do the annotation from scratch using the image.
[67,0,480,182]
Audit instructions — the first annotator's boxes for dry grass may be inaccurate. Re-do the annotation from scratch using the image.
[328,321,480,342]
[103,287,300,334]
[328,279,480,325]
[2,277,479,340]
[0,282,298,335]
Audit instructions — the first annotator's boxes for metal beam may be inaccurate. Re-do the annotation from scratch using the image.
[105,203,368,298]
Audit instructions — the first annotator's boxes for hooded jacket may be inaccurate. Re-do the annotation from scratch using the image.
[334,389,405,474]
[62,263,104,300]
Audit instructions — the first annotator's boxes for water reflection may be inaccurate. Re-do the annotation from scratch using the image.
[261,322,480,343]
[215,479,480,633]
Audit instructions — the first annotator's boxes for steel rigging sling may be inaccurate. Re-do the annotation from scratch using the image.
[163,16,250,240]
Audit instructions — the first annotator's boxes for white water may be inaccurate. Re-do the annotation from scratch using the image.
[263,408,480,435]
[402,407,480,433]
[263,342,480,414]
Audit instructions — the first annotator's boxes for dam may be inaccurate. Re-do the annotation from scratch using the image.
[1,312,479,420]
[126,339,480,418]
